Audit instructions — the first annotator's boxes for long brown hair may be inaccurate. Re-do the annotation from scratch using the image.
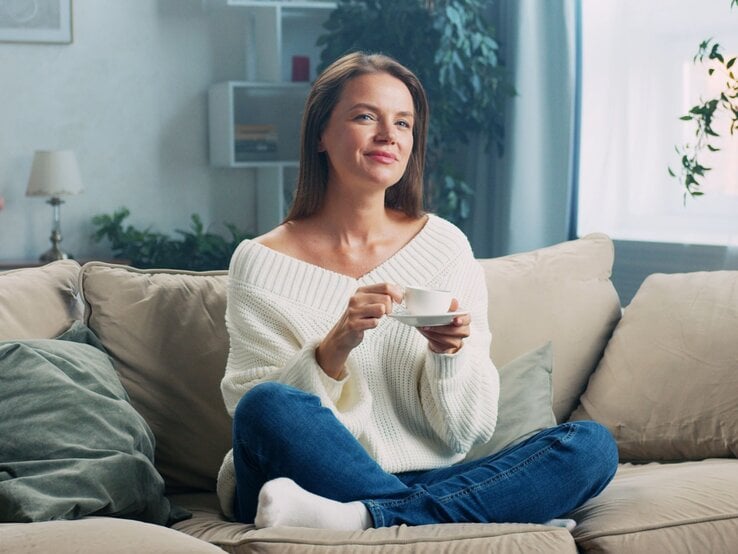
[285,51,429,222]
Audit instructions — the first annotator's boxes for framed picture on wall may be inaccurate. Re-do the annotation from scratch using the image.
[0,0,72,44]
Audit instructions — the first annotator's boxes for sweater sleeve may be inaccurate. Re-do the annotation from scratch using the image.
[220,244,371,438]
[417,250,500,454]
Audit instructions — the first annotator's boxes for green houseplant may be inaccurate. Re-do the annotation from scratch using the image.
[670,0,738,201]
[317,0,513,226]
[91,208,251,271]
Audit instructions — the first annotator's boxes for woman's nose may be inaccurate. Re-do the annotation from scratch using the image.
[375,122,396,143]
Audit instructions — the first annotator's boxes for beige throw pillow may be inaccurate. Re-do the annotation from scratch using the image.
[479,233,621,421]
[571,271,738,461]
[0,260,82,340]
[80,262,232,493]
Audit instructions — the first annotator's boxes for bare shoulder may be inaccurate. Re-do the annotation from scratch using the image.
[253,221,310,256]
[253,225,287,249]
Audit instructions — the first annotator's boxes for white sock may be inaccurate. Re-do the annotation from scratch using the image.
[544,518,577,531]
[254,478,372,530]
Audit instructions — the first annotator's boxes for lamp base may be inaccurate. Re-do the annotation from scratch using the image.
[39,229,73,263]
[39,247,71,263]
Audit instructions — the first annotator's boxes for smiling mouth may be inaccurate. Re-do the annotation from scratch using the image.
[366,151,397,163]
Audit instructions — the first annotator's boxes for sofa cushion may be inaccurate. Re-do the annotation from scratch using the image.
[465,342,556,461]
[0,518,224,554]
[0,260,82,340]
[0,322,173,525]
[571,271,738,461]
[80,263,231,493]
[170,493,577,553]
[479,233,621,421]
[571,459,738,553]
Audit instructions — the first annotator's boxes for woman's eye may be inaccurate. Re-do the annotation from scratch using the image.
[355,114,374,121]
[396,120,411,129]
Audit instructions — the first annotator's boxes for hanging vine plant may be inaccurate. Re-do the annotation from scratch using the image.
[316,0,514,227]
[670,0,738,202]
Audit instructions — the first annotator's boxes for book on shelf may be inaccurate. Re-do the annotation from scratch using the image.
[235,124,275,133]
[235,124,277,141]
[235,140,278,153]
[234,124,278,159]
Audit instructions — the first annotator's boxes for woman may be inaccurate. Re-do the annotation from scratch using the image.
[216,51,618,530]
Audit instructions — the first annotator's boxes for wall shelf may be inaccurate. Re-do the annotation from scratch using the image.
[207,0,334,233]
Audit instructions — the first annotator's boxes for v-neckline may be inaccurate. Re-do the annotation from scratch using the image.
[252,214,433,283]
[232,214,461,316]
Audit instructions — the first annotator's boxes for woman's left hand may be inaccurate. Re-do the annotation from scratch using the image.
[417,298,471,354]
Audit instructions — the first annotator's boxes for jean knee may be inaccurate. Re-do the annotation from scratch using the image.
[234,382,288,434]
[233,382,315,439]
[570,420,619,486]
[580,421,618,461]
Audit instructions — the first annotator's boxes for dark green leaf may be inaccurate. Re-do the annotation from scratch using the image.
[90,208,251,270]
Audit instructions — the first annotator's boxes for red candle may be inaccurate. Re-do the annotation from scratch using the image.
[292,56,310,82]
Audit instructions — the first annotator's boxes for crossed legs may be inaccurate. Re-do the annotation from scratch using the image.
[232,382,618,529]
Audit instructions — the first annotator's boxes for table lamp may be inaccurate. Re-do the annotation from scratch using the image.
[26,150,84,262]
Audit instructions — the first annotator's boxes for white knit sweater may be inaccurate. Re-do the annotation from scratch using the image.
[216,214,499,518]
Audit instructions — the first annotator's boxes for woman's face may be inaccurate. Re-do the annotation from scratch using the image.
[319,72,415,195]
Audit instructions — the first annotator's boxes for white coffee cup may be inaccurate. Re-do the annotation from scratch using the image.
[403,286,453,316]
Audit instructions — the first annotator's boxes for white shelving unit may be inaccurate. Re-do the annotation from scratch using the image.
[208,0,335,234]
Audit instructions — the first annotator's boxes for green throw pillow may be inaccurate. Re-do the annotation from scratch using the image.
[464,342,556,461]
[0,321,178,524]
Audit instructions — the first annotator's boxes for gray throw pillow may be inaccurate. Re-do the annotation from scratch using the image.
[464,342,556,461]
[0,322,179,524]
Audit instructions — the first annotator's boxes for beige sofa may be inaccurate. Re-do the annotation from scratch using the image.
[1,233,736,553]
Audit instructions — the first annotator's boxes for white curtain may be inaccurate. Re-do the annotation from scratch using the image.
[466,0,578,258]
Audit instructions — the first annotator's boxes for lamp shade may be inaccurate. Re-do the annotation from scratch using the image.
[26,150,84,197]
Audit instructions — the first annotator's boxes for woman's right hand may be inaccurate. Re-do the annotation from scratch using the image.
[316,283,403,379]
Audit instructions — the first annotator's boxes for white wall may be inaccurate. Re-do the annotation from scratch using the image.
[0,0,257,261]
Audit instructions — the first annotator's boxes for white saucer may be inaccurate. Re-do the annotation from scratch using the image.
[389,311,468,327]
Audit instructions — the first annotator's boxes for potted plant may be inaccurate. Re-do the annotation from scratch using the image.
[317,0,514,227]
[91,208,251,271]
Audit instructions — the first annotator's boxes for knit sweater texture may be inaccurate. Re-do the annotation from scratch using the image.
[216,214,500,518]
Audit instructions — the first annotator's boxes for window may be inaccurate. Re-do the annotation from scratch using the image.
[577,0,738,246]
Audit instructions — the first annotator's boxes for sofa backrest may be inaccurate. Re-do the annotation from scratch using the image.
[1,233,621,493]
[478,233,622,421]
[77,233,620,492]
[0,260,83,340]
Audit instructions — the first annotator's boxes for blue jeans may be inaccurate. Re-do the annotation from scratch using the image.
[232,382,618,527]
